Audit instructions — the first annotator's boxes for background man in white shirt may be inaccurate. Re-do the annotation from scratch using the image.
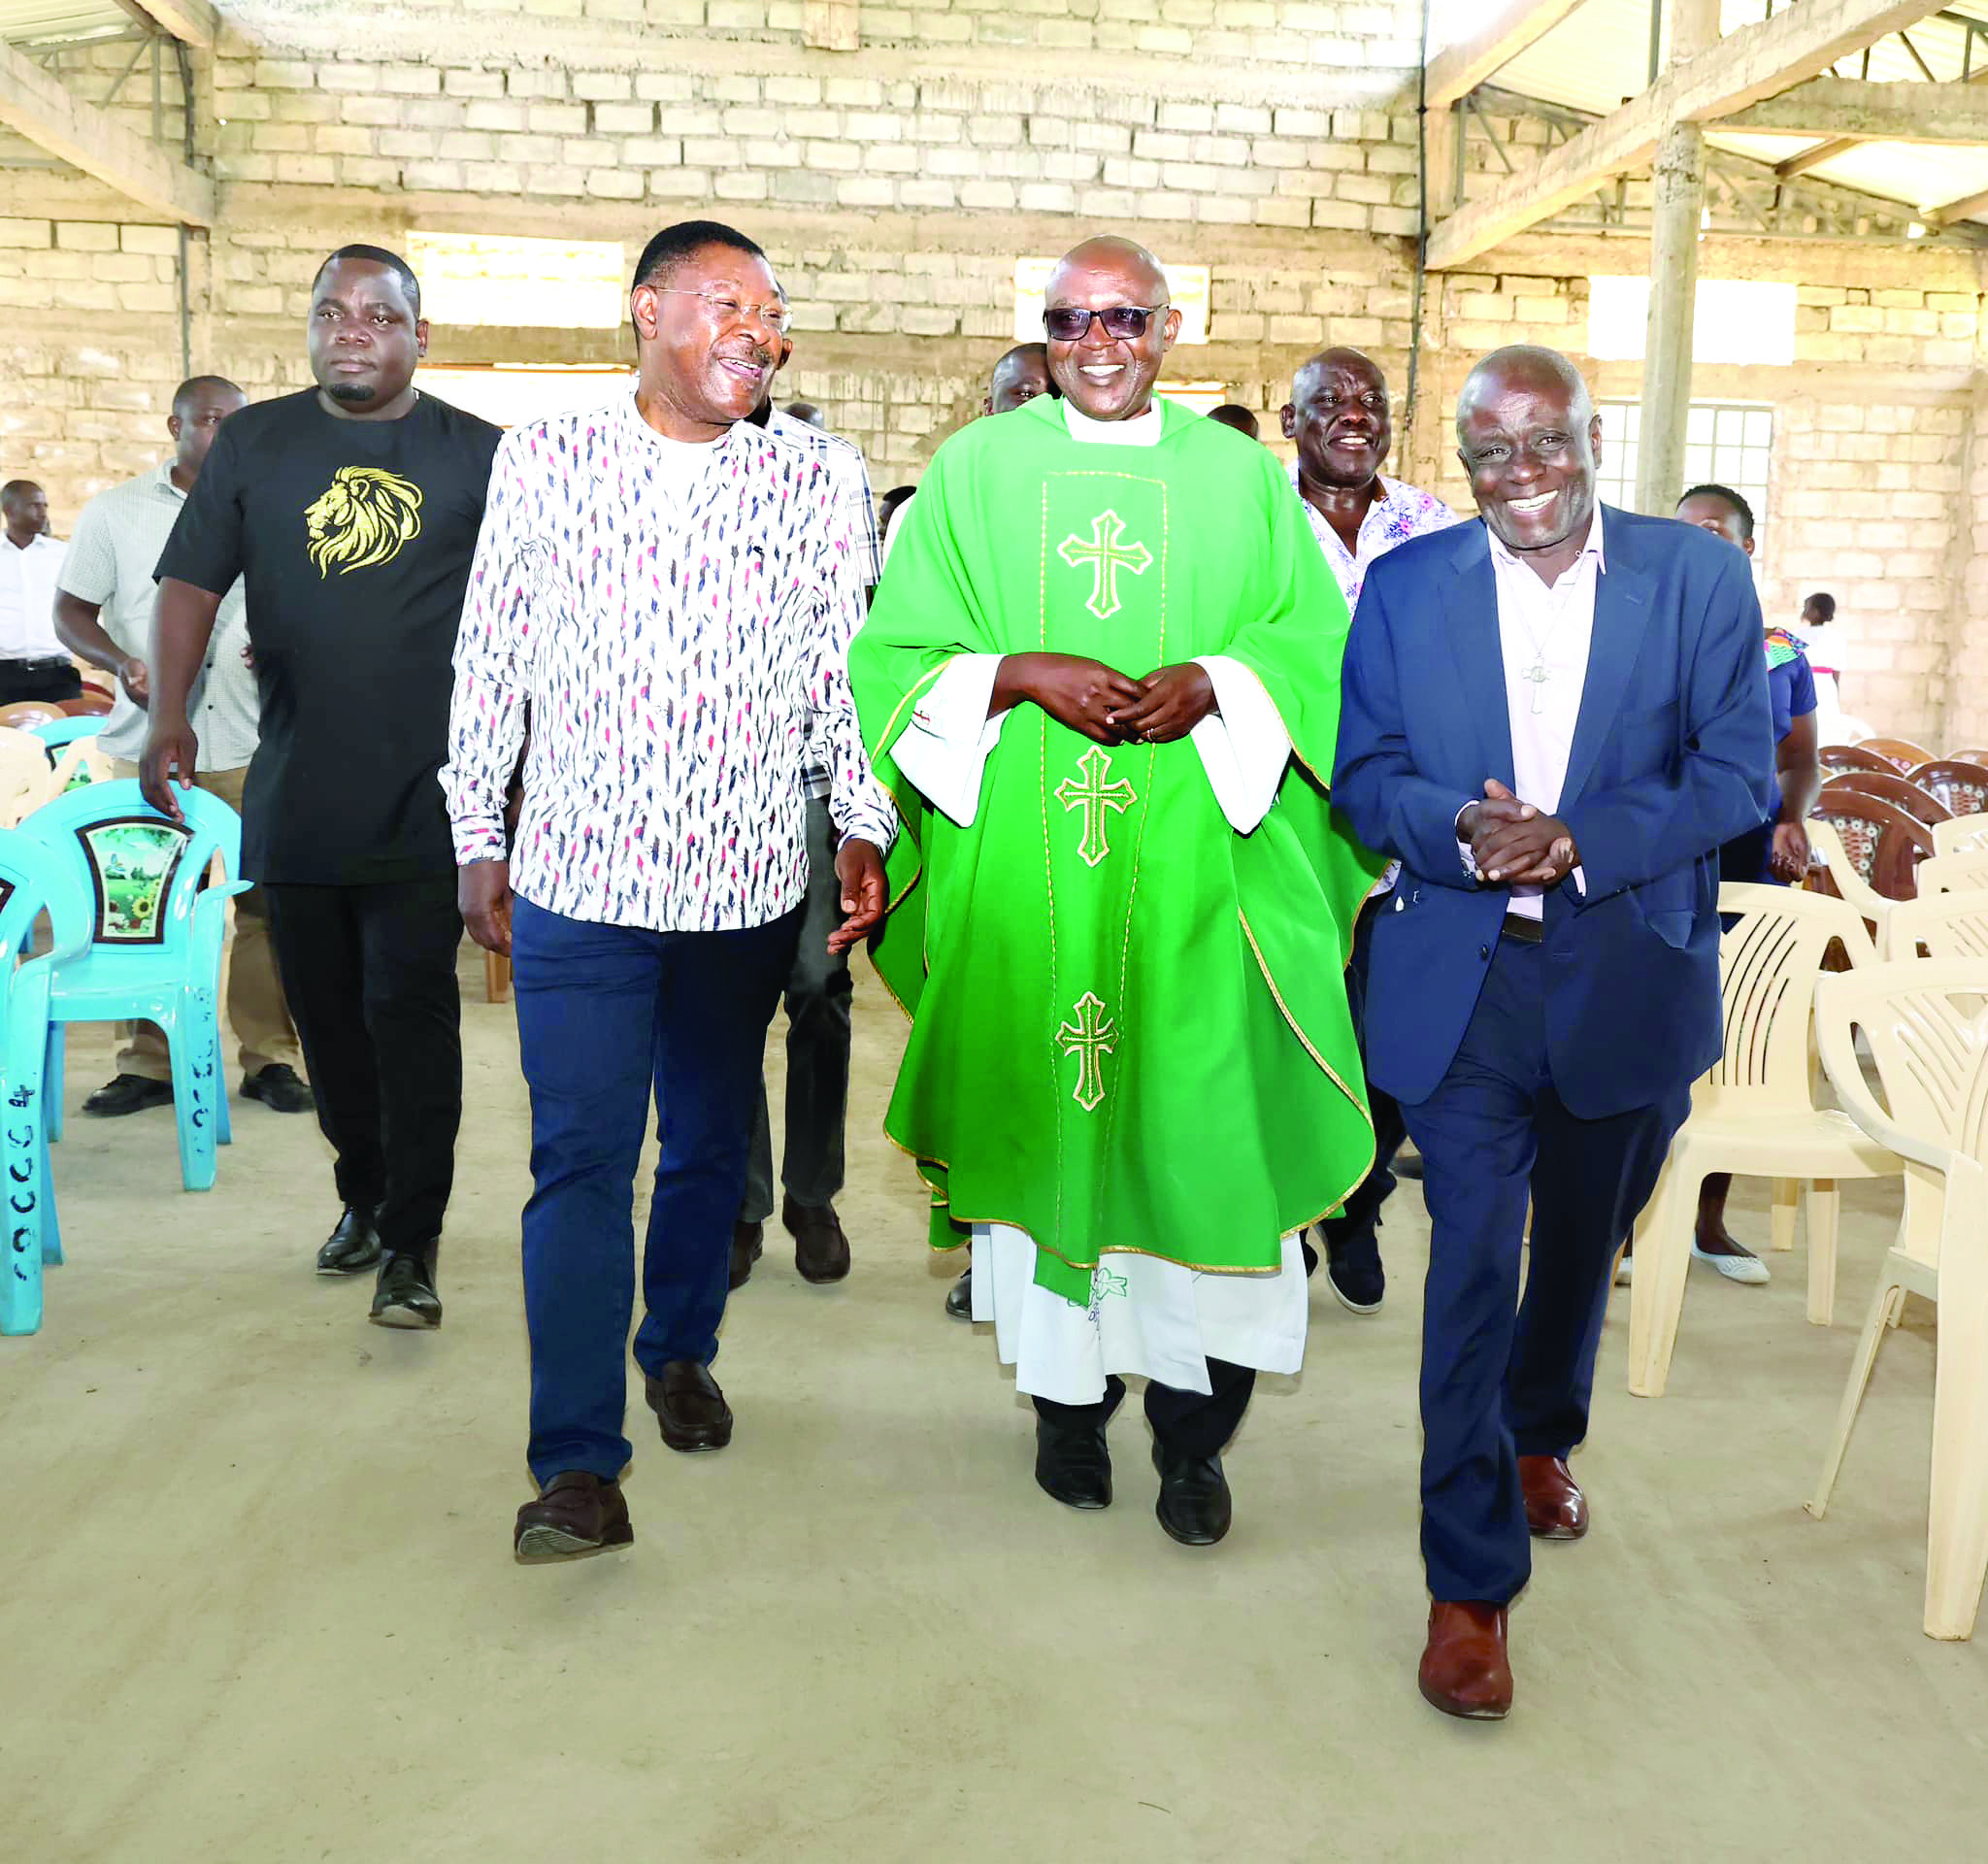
[54,376,312,1121]
[0,480,79,705]
[1281,345,1456,1318]
[1335,346,1773,1720]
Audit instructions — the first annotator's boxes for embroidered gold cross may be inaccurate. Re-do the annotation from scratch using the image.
[1057,991,1118,1113]
[1054,747,1137,868]
[1057,510,1152,620]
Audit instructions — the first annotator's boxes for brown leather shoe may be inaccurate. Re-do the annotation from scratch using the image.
[1518,1453,1589,1541]
[784,1193,850,1283]
[514,1471,633,1565]
[1418,1601,1512,1720]
[645,1360,733,1452]
[730,1219,764,1291]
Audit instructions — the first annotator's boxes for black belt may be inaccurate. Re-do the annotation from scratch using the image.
[3,655,74,673]
[1501,912,1543,946]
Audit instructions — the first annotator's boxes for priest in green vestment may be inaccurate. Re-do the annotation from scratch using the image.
[850,238,1380,1548]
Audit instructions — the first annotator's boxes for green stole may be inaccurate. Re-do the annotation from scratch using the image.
[851,393,1383,1302]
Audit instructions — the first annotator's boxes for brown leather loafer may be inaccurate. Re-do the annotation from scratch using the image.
[514,1471,633,1565]
[730,1219,764,1291]
[1518,1453,1589,1541]
[645,1360,733,1452]
[1418,1601,1512,1720]
[784,1193,850,1283]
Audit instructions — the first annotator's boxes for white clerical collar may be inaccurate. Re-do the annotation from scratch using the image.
[1486,503,1607,581]
[1062,398,1164,447]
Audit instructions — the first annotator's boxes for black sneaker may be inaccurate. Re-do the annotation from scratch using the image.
[315,1204,382,1276]
[1325,1228,1385,1315]
[370,1248,442,1329]
[243,1063,315,1114]
[82,1073,174,1117]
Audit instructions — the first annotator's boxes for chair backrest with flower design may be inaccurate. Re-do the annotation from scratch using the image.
[1822,769,1952,826]
[1913,762,1988,822]
[1821,743,1899,779]
[1859,737,1938,774]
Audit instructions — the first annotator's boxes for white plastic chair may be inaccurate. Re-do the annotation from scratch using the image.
[1808,960,1988,1640]
[1885,890,1988,962]
[1626,883,1900,1398]
[0,727,50,827]
[1917,849,1988,899]
[47,733,113,794]
[1932,812,1988,858]
[1806,816,1897,951]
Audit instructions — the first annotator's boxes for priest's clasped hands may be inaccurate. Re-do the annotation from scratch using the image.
[992,650,1216,746]
[1458,778,1579,886]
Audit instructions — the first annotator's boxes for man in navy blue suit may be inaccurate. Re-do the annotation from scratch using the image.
[1333,347,1773,1722]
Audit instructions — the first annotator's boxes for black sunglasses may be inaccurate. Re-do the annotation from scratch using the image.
[1044,303,1169,342]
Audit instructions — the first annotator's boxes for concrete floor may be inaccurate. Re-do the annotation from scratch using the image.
[4,953,1985,1863]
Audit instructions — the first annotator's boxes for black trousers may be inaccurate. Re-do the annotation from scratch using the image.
[1034,1358,1256,1462]
[1321,896,1408,1254]
[264,875,464,1257]
[0,657,81,706]
[741,796,853,1222]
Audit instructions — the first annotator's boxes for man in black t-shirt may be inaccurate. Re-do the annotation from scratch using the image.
[144,244,501,1329]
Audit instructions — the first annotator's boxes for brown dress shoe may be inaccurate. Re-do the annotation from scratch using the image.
[784,1193,850,1283]
[514,1471,633,1565]
[645,1360,734,1452]
[1518,1453,1589,1541]
[1418,1601,1512,1720]
[730,1219,764,1291]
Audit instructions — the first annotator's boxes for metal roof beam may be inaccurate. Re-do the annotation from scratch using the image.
[0,32,213,222]
[1428,0,1945,269]
[1424,0,1593,111]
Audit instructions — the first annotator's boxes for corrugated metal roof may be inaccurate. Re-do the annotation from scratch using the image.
[1466,0,1988,225]
[0,1,141,47]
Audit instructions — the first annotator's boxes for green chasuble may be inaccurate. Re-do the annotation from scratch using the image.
[850,393,1383,1303]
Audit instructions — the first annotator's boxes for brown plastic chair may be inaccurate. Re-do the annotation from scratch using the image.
[1822,770,1953,825]
[1912,761,1988,819]
[1820,743,1899,777]
[1811,789,1938,910]
[1947,748,1988,767]
[0,701,63,731]
[1860,737,1938,773]
[58,692,113,718]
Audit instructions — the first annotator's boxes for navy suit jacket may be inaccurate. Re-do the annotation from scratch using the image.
[1331,506,1774,1117]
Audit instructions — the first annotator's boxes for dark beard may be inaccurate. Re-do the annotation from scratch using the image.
[324,380,377,405]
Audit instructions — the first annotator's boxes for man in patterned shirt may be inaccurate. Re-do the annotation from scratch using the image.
[446,221,895,1566]
[1280,347,1455,1318]
[728,378,884,1291]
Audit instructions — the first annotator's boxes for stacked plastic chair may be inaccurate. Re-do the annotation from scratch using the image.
[0,827,93,1335]
[17,782,249,1193]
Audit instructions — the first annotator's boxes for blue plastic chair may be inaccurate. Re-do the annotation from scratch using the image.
[18,782,248,1192]
[0,826,93,1334]
[29,716,105,752]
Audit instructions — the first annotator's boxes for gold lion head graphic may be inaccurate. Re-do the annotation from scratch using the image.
[304,466,424,577]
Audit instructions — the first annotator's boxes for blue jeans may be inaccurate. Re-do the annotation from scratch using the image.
[512,896,803,1485]
[1402,936,1689,1604]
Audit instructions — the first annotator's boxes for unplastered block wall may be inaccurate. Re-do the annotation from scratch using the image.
[1397,240,1988,747]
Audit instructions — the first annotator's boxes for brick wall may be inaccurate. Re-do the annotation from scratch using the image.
[3,0,1985,744]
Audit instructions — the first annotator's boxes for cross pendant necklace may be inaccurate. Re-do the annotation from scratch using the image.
[1521,657,1552,715]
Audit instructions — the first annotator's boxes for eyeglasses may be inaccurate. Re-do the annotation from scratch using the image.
[1043,303,1169,343]
[651,288,793,335]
